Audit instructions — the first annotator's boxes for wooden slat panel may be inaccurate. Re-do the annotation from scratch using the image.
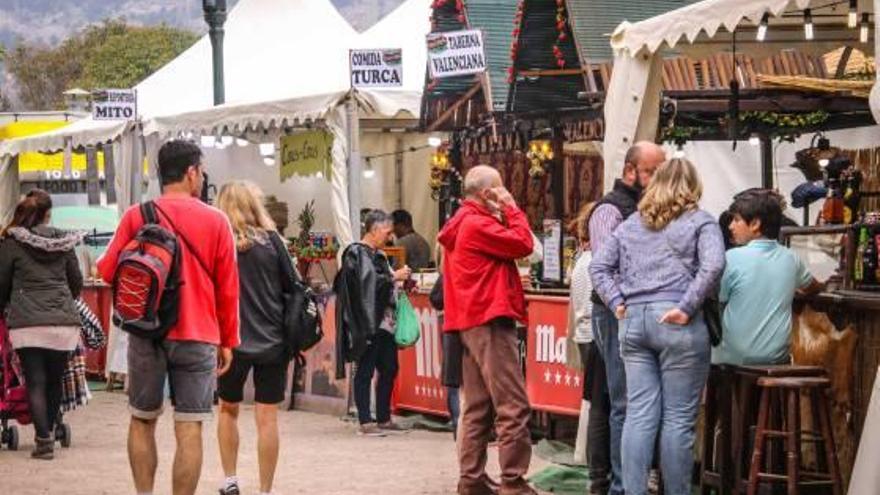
[743,56,758,88]
[780,52,793,75]
[715,54,730,88]
[661,63,674,90]
[686,59,699,90]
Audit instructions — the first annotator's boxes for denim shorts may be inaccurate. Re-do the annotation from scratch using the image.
[127,336,217,422]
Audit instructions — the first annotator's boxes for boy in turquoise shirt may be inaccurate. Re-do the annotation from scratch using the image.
[714,190,824,365]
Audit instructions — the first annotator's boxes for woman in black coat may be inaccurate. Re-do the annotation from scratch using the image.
[0,189,83,460]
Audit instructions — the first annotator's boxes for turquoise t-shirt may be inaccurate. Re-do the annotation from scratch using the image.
[713,240,813,365]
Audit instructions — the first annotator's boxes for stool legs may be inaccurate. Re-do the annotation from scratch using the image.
[786,389,801,495]
[814,389,843,495]
[746,388,770,495]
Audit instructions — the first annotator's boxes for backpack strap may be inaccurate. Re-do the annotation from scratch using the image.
[141,201,160,225]
[148,201,213,278]
[268,232,298,294]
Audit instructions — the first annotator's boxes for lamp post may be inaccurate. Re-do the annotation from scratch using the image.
[203,0,227,105]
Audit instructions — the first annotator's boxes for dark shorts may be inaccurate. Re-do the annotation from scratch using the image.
[128,336,217,422]
[217,352,290,405]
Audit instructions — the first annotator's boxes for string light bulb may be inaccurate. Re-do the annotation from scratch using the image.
[861,13,870,43]
[849,0,859,28]
[804,9,814,40]
[757,12,769,42]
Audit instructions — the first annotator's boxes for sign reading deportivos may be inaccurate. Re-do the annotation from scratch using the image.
[350,49,403,88]
[92,89,137,121]
[426,29,487,79]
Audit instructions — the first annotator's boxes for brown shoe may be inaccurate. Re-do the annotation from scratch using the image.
[31,436,54,460]
[458,477,499,495]
[357,423,387,437]
[499,478,539,495]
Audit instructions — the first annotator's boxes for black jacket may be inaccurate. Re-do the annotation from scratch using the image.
[236,237,287,361]
[334,242,394,379]
[0,225,84,329]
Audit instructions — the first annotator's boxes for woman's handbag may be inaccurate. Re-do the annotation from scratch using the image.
[394,293,420,348]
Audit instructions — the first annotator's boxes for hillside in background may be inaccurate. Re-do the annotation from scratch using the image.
[0,0,405,48]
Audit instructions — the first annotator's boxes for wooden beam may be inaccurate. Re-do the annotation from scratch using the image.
[516,68,585,77]
[673,94,868,113]
[427,82,482,132]
[835,46,855,79]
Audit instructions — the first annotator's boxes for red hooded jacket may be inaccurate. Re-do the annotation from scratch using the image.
[438,199,534,332]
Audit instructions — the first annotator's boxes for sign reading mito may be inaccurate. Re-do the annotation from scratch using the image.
[426,29,487,79]
[350,49,403,88]
[92,89,137,121]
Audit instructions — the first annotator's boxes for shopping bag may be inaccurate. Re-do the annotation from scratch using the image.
[394,293,420,348]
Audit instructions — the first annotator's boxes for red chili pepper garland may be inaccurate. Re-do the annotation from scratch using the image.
[553,0,568,69]
[508,0,526,83]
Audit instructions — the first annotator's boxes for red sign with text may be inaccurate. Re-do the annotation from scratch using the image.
[525,296,582,416]
[395,293,450,417]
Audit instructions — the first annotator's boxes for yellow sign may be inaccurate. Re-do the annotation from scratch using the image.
[279,131,333,182]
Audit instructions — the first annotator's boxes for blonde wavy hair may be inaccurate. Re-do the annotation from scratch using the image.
[567,202,596,244]
[638,158,703,230]
[216,180,277,251]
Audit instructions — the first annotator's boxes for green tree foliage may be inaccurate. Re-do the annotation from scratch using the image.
[5,19,197,110]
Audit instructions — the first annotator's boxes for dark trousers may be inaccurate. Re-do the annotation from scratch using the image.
[17,348,68,439]
[353,330,399,425]
[580,342,612,494]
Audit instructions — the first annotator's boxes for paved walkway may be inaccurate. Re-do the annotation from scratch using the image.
[0,391,548,494]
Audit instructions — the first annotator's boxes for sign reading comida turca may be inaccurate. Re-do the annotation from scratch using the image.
[426,29,487,79]
[350,49,403,88]
[92,89,137,121]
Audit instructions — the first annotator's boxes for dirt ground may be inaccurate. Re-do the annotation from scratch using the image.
[0,391,550,494]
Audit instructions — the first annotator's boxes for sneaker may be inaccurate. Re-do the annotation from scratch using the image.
[31,436,54,460]
[218,482,240,495]
[357,423,387,437]
[377,420,409,433]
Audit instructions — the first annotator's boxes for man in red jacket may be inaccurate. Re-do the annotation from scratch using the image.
[439,165,536,495]
[98,140,239,495]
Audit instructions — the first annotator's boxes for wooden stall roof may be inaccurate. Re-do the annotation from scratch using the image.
[421,0,519,131]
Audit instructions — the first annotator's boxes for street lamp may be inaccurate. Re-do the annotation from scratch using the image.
[203,0,227,106]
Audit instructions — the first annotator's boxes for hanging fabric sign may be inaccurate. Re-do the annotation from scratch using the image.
[350,49,403,88]
[280,130,333,183]
[426,29,487,79]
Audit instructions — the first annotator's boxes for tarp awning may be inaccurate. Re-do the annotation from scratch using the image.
[142,89,421,138]
[0,118,130,157]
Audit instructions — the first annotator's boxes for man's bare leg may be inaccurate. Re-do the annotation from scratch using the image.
[129,417,159,494]
[173,421,203,495]
[255,403,280,493]
[217,401,240,480]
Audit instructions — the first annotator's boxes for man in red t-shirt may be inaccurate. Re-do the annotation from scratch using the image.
[439,165,536,495]
[98,140,239,495]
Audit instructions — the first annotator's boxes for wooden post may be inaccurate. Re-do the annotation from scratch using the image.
[102,143,117,204]
[551,126,565,220]
[85,146,100,205]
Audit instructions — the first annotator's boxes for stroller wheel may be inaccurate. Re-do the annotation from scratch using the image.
[6,425,19,451]
[56,423,71,448]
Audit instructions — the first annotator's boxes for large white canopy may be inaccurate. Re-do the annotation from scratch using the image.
[603,0,880,189]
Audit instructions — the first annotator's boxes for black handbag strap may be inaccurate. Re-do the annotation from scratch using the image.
[268,231,298,293]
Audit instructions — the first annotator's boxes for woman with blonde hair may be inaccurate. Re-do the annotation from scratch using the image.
[215,181,293,495]
[590,159,725,495]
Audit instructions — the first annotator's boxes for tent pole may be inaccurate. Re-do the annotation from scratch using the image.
[760,134,773,189]
[347,97,362,237]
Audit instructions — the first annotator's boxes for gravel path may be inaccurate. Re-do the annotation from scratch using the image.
[0,391,549,494]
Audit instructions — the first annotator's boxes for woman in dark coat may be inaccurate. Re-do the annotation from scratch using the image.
[0,189,83,460]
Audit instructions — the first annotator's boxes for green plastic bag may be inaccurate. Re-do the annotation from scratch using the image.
[394,293,420,348]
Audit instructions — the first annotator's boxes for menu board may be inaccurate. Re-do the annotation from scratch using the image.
[542,219,563,283]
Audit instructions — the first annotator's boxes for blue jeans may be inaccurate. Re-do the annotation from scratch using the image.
[620,302,711,495]
[592,303,627,495]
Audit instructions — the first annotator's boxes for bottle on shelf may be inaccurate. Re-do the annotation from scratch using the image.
[855,227,868,283]
[864,226,878,284]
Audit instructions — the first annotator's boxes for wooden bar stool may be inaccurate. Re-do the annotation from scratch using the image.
[746,376,843,495]
[699,364,826,495]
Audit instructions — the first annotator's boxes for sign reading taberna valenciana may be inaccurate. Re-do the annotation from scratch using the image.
[426,29,487,79]
[350,49,403,88]
[280,130,334,183]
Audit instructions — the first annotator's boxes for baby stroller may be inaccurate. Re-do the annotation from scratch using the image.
[0,318,73,451]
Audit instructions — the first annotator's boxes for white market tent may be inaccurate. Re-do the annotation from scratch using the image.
[0,0,436,247]
[602,0,880,195]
